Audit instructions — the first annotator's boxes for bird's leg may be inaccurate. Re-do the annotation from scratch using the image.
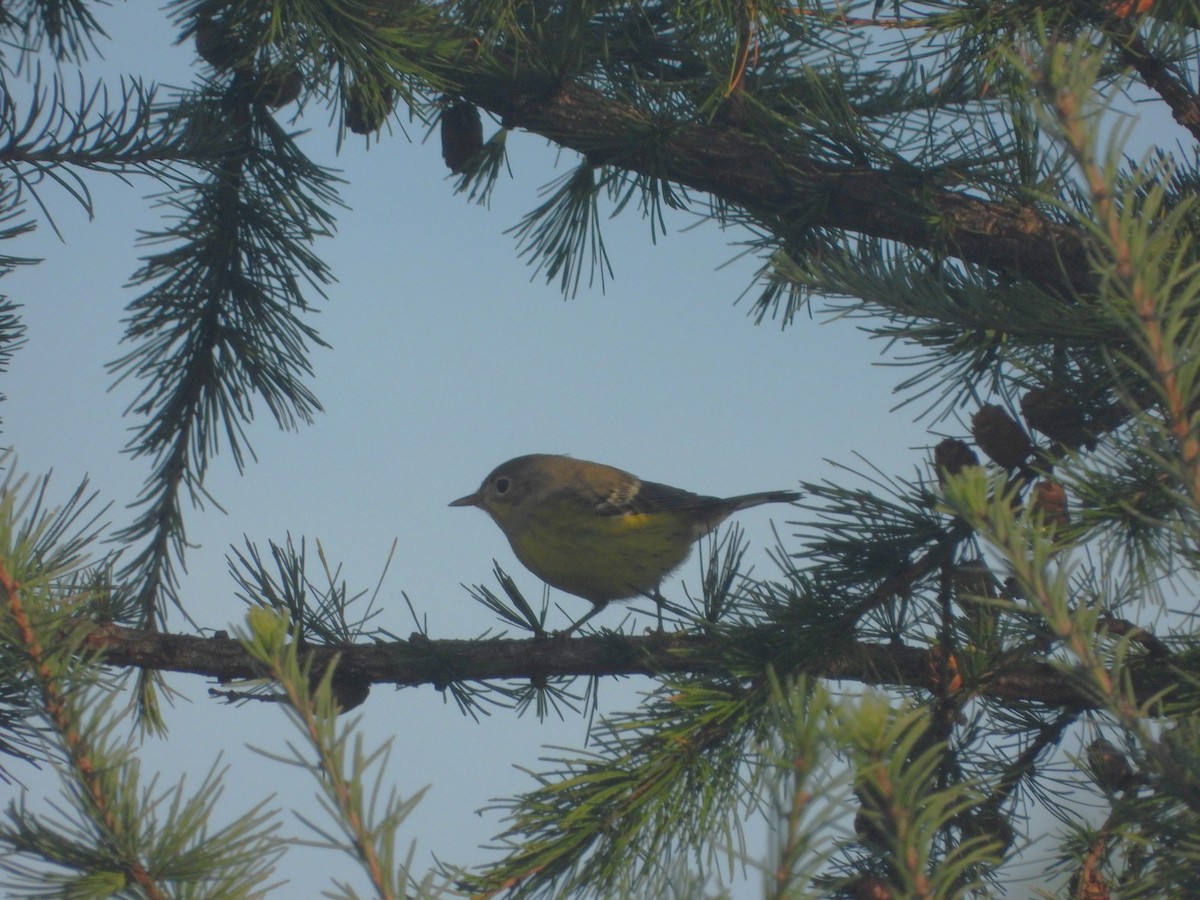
[556,600,607,638]
[650,589,666,633]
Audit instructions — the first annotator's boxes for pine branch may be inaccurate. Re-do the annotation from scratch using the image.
[0,75,203,227]
[0,471,285,895]
[70,618,1185,713]
[259,1,1099,295]
[1109,20,1200,141]
[108,70,338,631]
[239,608,438,900]
[0,0,108,69]
[454,66,1096,297]
[0,562,167,899]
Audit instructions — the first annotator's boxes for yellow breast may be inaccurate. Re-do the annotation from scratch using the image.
[504,506,697,603]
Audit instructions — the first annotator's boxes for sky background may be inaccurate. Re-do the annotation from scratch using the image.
[0,5,1148,897]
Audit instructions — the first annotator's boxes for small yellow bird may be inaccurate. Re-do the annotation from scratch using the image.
[450,454,800,634]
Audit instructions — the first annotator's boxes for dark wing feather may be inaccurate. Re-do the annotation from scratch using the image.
[595,478,719,516]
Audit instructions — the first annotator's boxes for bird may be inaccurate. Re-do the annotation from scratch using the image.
[450,453,799,634]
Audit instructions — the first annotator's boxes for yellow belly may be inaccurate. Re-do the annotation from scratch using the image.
[505,509,696,603]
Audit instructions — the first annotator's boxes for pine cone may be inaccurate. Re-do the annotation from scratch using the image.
[344,79,395,134]
[934,438,979,484]
[1021,386,1091,449]
[1086,738,1135,795]
[258,67,303,109]
[952,558,999,600]
[951,558,1001,640]
[441,102,484,174]
[971,404,1033,469]
[1030,479,1069,533]
[194,14,252,71]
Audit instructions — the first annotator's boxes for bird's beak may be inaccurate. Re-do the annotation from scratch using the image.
[449,491,480,508]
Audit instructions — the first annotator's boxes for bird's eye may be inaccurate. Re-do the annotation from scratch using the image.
[494,477,511,495]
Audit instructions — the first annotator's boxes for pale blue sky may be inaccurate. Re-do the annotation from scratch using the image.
[0,5,1089,896]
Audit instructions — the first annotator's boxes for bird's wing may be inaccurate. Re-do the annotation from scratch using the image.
[594,478,717,516]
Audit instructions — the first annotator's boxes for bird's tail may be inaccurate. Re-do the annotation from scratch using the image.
[726,490,801,512]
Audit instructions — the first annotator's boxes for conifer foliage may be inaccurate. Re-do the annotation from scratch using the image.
[1,1,1199,897]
